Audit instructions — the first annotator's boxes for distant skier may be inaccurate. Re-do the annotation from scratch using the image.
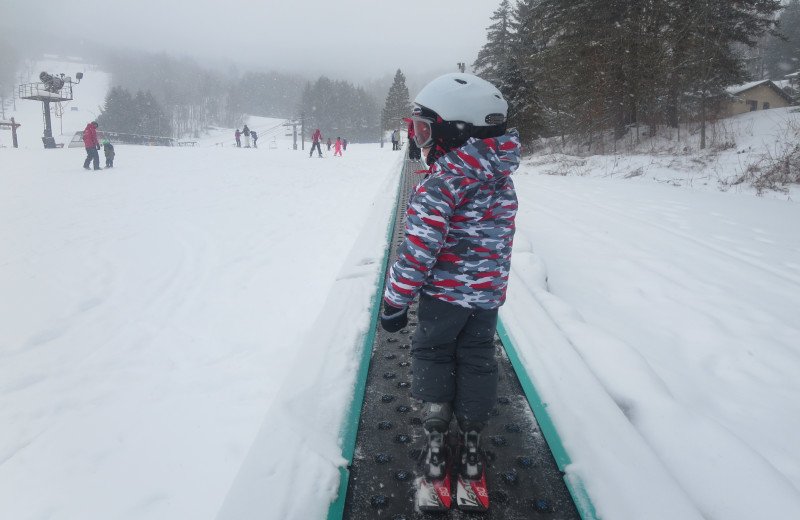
[251,130,258,148]
[380,73,518,511]
[309,129,323,157]
[343,138,348,151]
[243,125,251,148]
[392,128,400,150]
[82,121,101,171]
[333,136,343,156]
[326,137,332,151]
[235,129,242,147]
[102,140,115,168]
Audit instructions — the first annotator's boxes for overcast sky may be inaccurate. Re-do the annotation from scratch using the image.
[2,0,498,82]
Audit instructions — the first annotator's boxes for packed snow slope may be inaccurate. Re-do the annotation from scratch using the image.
[2,58,800,520]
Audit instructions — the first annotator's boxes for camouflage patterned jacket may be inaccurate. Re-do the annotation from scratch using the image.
[384,130,520,310]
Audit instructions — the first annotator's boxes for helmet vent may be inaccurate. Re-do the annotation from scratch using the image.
[485,113,506,125]
[454,78,467,84]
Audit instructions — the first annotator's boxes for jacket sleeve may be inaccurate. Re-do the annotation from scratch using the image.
[383,177,456,308]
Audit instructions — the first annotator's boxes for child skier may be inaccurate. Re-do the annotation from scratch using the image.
[333,137,343,156]
[380,73,519,511]
[102,140,115,168]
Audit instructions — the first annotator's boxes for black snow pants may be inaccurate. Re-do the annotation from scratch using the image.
[408,139,421,160]
[84,146,100,170]
[411,292,499,425]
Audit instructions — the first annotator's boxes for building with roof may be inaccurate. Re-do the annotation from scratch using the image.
[719,80,795,118]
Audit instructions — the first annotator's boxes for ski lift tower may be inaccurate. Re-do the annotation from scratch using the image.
[18,71,83,148]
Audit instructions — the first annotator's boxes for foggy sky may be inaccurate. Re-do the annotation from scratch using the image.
[2,0,497,82]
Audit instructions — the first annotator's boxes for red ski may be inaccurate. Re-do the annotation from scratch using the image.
[417,468,452,511]
[456,470,489,511]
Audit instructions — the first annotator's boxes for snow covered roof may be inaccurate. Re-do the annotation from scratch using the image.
[725,79,794,104]
[774,79,791,89]
[726,80,772,94]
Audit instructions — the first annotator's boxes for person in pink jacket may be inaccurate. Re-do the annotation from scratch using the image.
[333,136,343,156]
[309,129,323,157]
[82,121,101,170]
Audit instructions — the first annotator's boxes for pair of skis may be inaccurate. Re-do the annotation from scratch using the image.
[418,470,489,512]
[417,435,489,512]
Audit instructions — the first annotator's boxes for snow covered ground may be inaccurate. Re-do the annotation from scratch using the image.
[2,59,800,520]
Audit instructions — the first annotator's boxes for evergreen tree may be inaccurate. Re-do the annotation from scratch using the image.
[98,87,172,137]
[669,0,780,147]
[134,90,171,136]
[299,76,379,141]
[471,0,548,143]
[507,0,553,142]
[764,0,800,79]
[229,71,303,119]
[501,0,781,148]
[101,50,242,135]
[381,69,411,132]
[473,0,514,87]
[98,87,135,133]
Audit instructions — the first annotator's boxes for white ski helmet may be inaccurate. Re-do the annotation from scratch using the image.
[414,73,507,128]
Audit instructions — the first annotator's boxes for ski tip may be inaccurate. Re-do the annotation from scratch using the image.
[416,476,452,512]
[456,474,489,511]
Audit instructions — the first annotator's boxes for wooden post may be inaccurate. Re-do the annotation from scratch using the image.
[1,117,22,148]
[11,117,19,148]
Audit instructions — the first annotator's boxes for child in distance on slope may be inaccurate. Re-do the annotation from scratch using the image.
[103,140,115,168]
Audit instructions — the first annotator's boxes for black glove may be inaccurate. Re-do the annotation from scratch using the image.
[96,144,101,150]
[380,302,408,332]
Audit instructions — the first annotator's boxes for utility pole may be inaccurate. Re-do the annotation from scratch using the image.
[282,119,302,150]
[0,117,22,148]
[300,112,305,151]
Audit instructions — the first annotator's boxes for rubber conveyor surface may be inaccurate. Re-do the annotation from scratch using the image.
[342,156,582,519]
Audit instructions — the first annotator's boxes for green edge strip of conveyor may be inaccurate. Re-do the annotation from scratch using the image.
[326,161,404,520]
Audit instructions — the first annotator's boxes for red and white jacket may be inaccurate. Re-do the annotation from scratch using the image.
[384,130,520,310]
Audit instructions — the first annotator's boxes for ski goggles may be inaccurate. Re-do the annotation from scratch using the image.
[411,118,435,149]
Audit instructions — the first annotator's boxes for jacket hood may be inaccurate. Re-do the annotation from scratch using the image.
[431,129,520,182]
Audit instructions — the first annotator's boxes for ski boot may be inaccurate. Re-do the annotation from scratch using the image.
[456,421,490,511]
[417,402,452,511]
[423,426,448,479]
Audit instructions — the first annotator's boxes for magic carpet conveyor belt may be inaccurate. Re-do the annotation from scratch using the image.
[339,156,584,520]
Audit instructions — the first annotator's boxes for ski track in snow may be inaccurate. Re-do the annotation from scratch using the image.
[505,173,800,519]
[0,139,403,520]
